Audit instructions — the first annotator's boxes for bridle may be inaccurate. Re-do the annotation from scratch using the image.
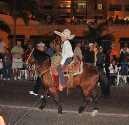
[24,48,51,77]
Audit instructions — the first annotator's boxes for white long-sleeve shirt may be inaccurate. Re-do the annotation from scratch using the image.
[109,64,118,74]
[60,40,74,65]
[0,41,5,53]
[74,46,82,62]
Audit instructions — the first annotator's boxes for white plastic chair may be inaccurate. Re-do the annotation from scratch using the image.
[20,69,28,79]
[116,67,128,85]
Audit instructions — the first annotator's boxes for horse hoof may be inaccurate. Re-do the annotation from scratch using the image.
[78,107,83,113]
[78,110,82,113]
[39,106,43,110]
[90,110,98,117]
[58,111,62,114]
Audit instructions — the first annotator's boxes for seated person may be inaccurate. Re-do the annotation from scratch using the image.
[109,59,118,86]
[54,29,75,90]
[46,42,57,57]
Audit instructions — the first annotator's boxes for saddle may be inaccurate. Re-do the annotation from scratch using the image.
[51,60,80,76]
[62,60,79,73]
[51,60,83,91]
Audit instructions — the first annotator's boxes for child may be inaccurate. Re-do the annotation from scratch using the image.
[0,54,3,79]
[109,59,118,86]
[3,48,12,80]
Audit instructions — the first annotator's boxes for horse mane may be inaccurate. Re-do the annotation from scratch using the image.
[33,49,50,65]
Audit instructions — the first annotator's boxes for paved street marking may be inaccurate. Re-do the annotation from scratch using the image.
[0,104,129,118]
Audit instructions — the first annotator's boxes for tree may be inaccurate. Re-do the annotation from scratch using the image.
[0,0,39,46]
[82,22,115,44]
[0,20,11,34]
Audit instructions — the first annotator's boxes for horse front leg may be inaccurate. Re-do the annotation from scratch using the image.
[78,96,90,113]
[39,87,49,110]
[49,86,63,114]
[90,88,99,117]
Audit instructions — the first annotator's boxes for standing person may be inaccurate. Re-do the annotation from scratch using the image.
[0,38,6,56]
[3,48,12,80]
[54,29,75,89]
[55,40,61,53]
[96,46,104,71]
[105,51,117,79]
[80,41,85,53]
[0,54,3,79]
[29,42,47,96]
[85,43,95,66]
[120,43,129,54]
[46,42,57,57]
[107,44,119,58]
[109,60,118,86]
[11,41,24,80]
[73,41,82,62]
[93,42,98,65]
[23,40,31,50]
[82,43,89,62]
[23,40,31,61]
[120,46,128,75]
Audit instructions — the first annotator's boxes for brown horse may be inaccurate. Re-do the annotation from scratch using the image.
[24,48,109,116]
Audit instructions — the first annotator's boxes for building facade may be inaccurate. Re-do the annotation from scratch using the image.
[36,0,129,21]
[0,0,129,52]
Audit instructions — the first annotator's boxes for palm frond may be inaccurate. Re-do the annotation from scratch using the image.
[0,20,11,34]
[20,11,29,25]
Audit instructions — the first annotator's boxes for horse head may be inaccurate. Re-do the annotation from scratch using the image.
[24,48,51,76]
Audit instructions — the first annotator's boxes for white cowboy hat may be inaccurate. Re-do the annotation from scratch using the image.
[89,43,93,47]
[54,29,75,40]
[37,42,45,47]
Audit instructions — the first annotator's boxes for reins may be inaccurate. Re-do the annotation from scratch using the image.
[29,58,51,77]
[25,48,51,77]
[25,48,34,64]
[34,63,51,77]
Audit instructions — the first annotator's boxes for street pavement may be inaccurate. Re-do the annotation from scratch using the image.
[0,79,129,125]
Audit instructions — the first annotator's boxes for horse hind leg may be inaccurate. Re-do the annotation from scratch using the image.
[78,96,90,113]
[90,88,99,117]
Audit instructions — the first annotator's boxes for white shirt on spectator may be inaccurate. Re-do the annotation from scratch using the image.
[0,41,5,53]
[120,47,129,54]
[74,46,82,62]
[60,40,74,65]
[109,64,118,74]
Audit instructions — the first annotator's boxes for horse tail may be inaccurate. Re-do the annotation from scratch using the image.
[97,68,110,97]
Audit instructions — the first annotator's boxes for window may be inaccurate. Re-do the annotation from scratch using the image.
[109,5,122,11]
[97,4,103,10]
[76,2,86,9]
[58,4,70,9]
[58,1,70,9]
[125,5,129,11]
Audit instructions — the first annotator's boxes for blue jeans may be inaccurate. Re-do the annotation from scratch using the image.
[121,63,128,75]
[57,57,72,86]
[3,64,11,78]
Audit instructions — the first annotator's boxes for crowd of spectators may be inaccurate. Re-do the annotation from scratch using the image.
[0,37,129,86]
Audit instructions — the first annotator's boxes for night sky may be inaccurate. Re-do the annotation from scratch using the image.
[0,0,10,3]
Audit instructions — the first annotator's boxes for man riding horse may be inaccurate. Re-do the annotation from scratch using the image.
[24,29,110,115]
[54,29,75,90]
